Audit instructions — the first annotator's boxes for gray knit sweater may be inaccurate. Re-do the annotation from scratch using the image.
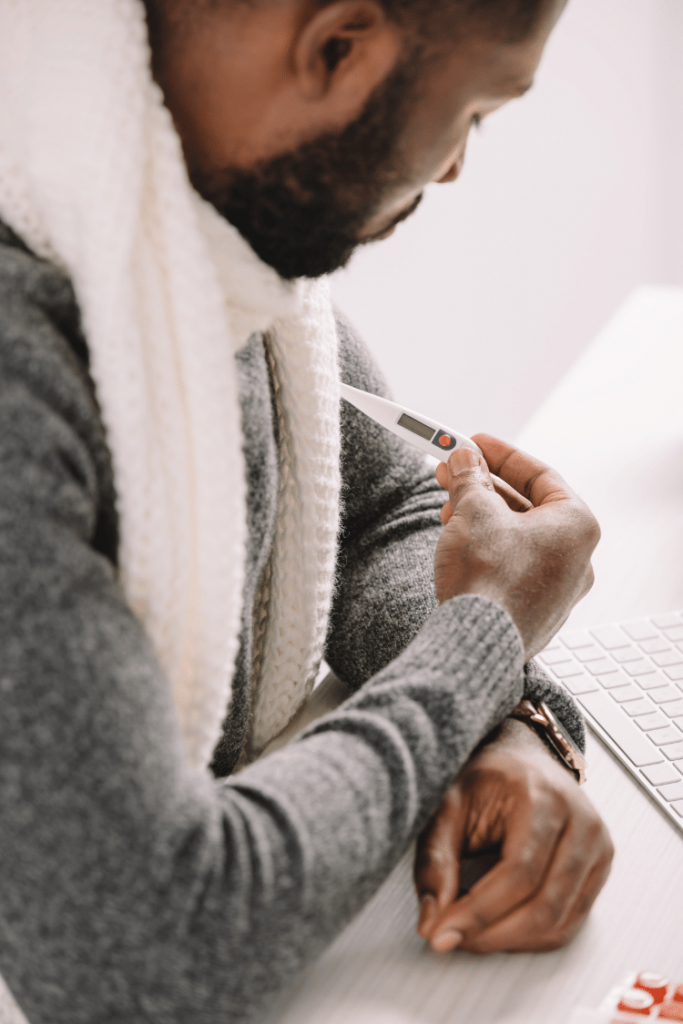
[0,220,584,1024]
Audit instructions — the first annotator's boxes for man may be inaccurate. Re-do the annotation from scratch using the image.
[0,1,612,1022]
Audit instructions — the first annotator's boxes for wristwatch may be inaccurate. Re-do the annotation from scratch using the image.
[509,698,587,784]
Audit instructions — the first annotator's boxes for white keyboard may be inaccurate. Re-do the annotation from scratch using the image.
[537,612,683,836]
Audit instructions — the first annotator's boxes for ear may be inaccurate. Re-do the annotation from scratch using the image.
[294,1,403,108]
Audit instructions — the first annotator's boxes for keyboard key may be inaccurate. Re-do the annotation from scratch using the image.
[623,699,656,717]
[537,648,573,666]
[610,646,642,664]
[623,660,656,677]
[663,700,683,717]
[641,762,681,785]
[672,800,683,817]
[636,712,668,731]
[670,716,683,730]
[674,760,683,774]
[551,662,587,679]
[639,637,673,655]
[662,741,683,760]
[560,630,594,649]
[578,690,664,766]
[653,650,683,667]
[663,625,683,642]
[586,659,619,676]
[649,726,683,746]
[650,686,683,704]
[562,676,600,696]
[651,612,683,629]
[598,671,632,689]
[635,672,670,691]
[590,625,630,650]
[622,620,660,641]
[611,684,644,703]
[664,664,683,680]
[574,644,608,663]
[657,781,683,801]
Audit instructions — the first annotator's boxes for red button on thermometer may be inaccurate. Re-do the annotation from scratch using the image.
[340,382,482,460]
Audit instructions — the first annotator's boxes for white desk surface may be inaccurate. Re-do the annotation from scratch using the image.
[271,287,683,1024]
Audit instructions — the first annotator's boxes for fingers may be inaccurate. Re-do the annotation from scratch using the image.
[435,448,499,528]
[491,474,532,512]
[435,450,531,516]
[414,789,465,938]
[472,433,576,509]
[427,786,564,952]
[442,448,497,511]
[421,731,615,955]
[458,816,614,953]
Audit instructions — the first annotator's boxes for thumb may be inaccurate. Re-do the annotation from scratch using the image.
[445,448,496,511]
[415,788,467,940]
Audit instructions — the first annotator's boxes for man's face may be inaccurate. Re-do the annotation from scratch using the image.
[150,2,565,279]
[190,59,426,279]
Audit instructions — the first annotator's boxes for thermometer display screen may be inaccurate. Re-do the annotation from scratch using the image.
[397,413,435,441]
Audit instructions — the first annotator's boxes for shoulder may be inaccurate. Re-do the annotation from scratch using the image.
[0,221,93,408]
[0,221,118,561]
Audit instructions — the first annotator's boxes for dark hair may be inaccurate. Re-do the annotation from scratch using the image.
[382,0,548,43]
[144,0,549,47]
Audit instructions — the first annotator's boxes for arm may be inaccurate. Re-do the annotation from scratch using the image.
[415,441,613,953]
[327,316,611,953]
[0,250,526,1024]
[325,310,444,687]
[328,313,585,746]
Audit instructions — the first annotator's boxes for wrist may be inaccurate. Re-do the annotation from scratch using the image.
[508,698,587,784]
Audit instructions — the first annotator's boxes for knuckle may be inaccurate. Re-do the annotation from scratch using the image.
[424,844,449,873]
[542,927,575,952]
[531,897,565,934]
[510,853,542,893]
[585,812,615,864]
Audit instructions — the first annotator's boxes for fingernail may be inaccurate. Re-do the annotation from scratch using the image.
[431,928,464,953]
[417,894,436,933]
[448,448,481,473]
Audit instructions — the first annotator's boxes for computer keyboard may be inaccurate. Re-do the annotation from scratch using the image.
[537,612,683,836]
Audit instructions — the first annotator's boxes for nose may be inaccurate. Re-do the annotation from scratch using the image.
[435,149,466,184]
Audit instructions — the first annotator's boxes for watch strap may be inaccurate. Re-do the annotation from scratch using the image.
[509,698,587,784]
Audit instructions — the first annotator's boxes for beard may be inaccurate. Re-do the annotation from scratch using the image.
[189,62,424,280]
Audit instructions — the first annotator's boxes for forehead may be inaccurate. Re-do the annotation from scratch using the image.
[415,0,564,100]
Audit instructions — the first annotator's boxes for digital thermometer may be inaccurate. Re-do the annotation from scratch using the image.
[340,382,482,460]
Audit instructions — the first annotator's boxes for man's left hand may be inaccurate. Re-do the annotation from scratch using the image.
[414,718,614,953]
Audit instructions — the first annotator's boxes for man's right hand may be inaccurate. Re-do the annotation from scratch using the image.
[433,434,600,661]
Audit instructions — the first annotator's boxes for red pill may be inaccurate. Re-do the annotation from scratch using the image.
[635,972,669,1004]
[617,988,655,1015]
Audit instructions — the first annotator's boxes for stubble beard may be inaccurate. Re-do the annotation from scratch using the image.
[190,61,424,280]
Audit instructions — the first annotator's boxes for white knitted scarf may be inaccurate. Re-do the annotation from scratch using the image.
[0,0,342,785]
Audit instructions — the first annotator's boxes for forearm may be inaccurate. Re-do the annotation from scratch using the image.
[330,313,586,748]
[0,596,524,1024]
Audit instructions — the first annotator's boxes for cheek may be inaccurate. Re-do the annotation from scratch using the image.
[400,114,472,190]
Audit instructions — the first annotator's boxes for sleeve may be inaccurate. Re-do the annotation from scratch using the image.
[0,249,527,1024]
[326,310,586,752]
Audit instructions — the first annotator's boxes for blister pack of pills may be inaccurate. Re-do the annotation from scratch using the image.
[566,972,683,1023]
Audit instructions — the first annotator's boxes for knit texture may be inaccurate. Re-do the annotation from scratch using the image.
[0,225,588,1024]
[0,0,341,768]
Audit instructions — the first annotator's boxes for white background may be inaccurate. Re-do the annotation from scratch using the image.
[331,0,683,439]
